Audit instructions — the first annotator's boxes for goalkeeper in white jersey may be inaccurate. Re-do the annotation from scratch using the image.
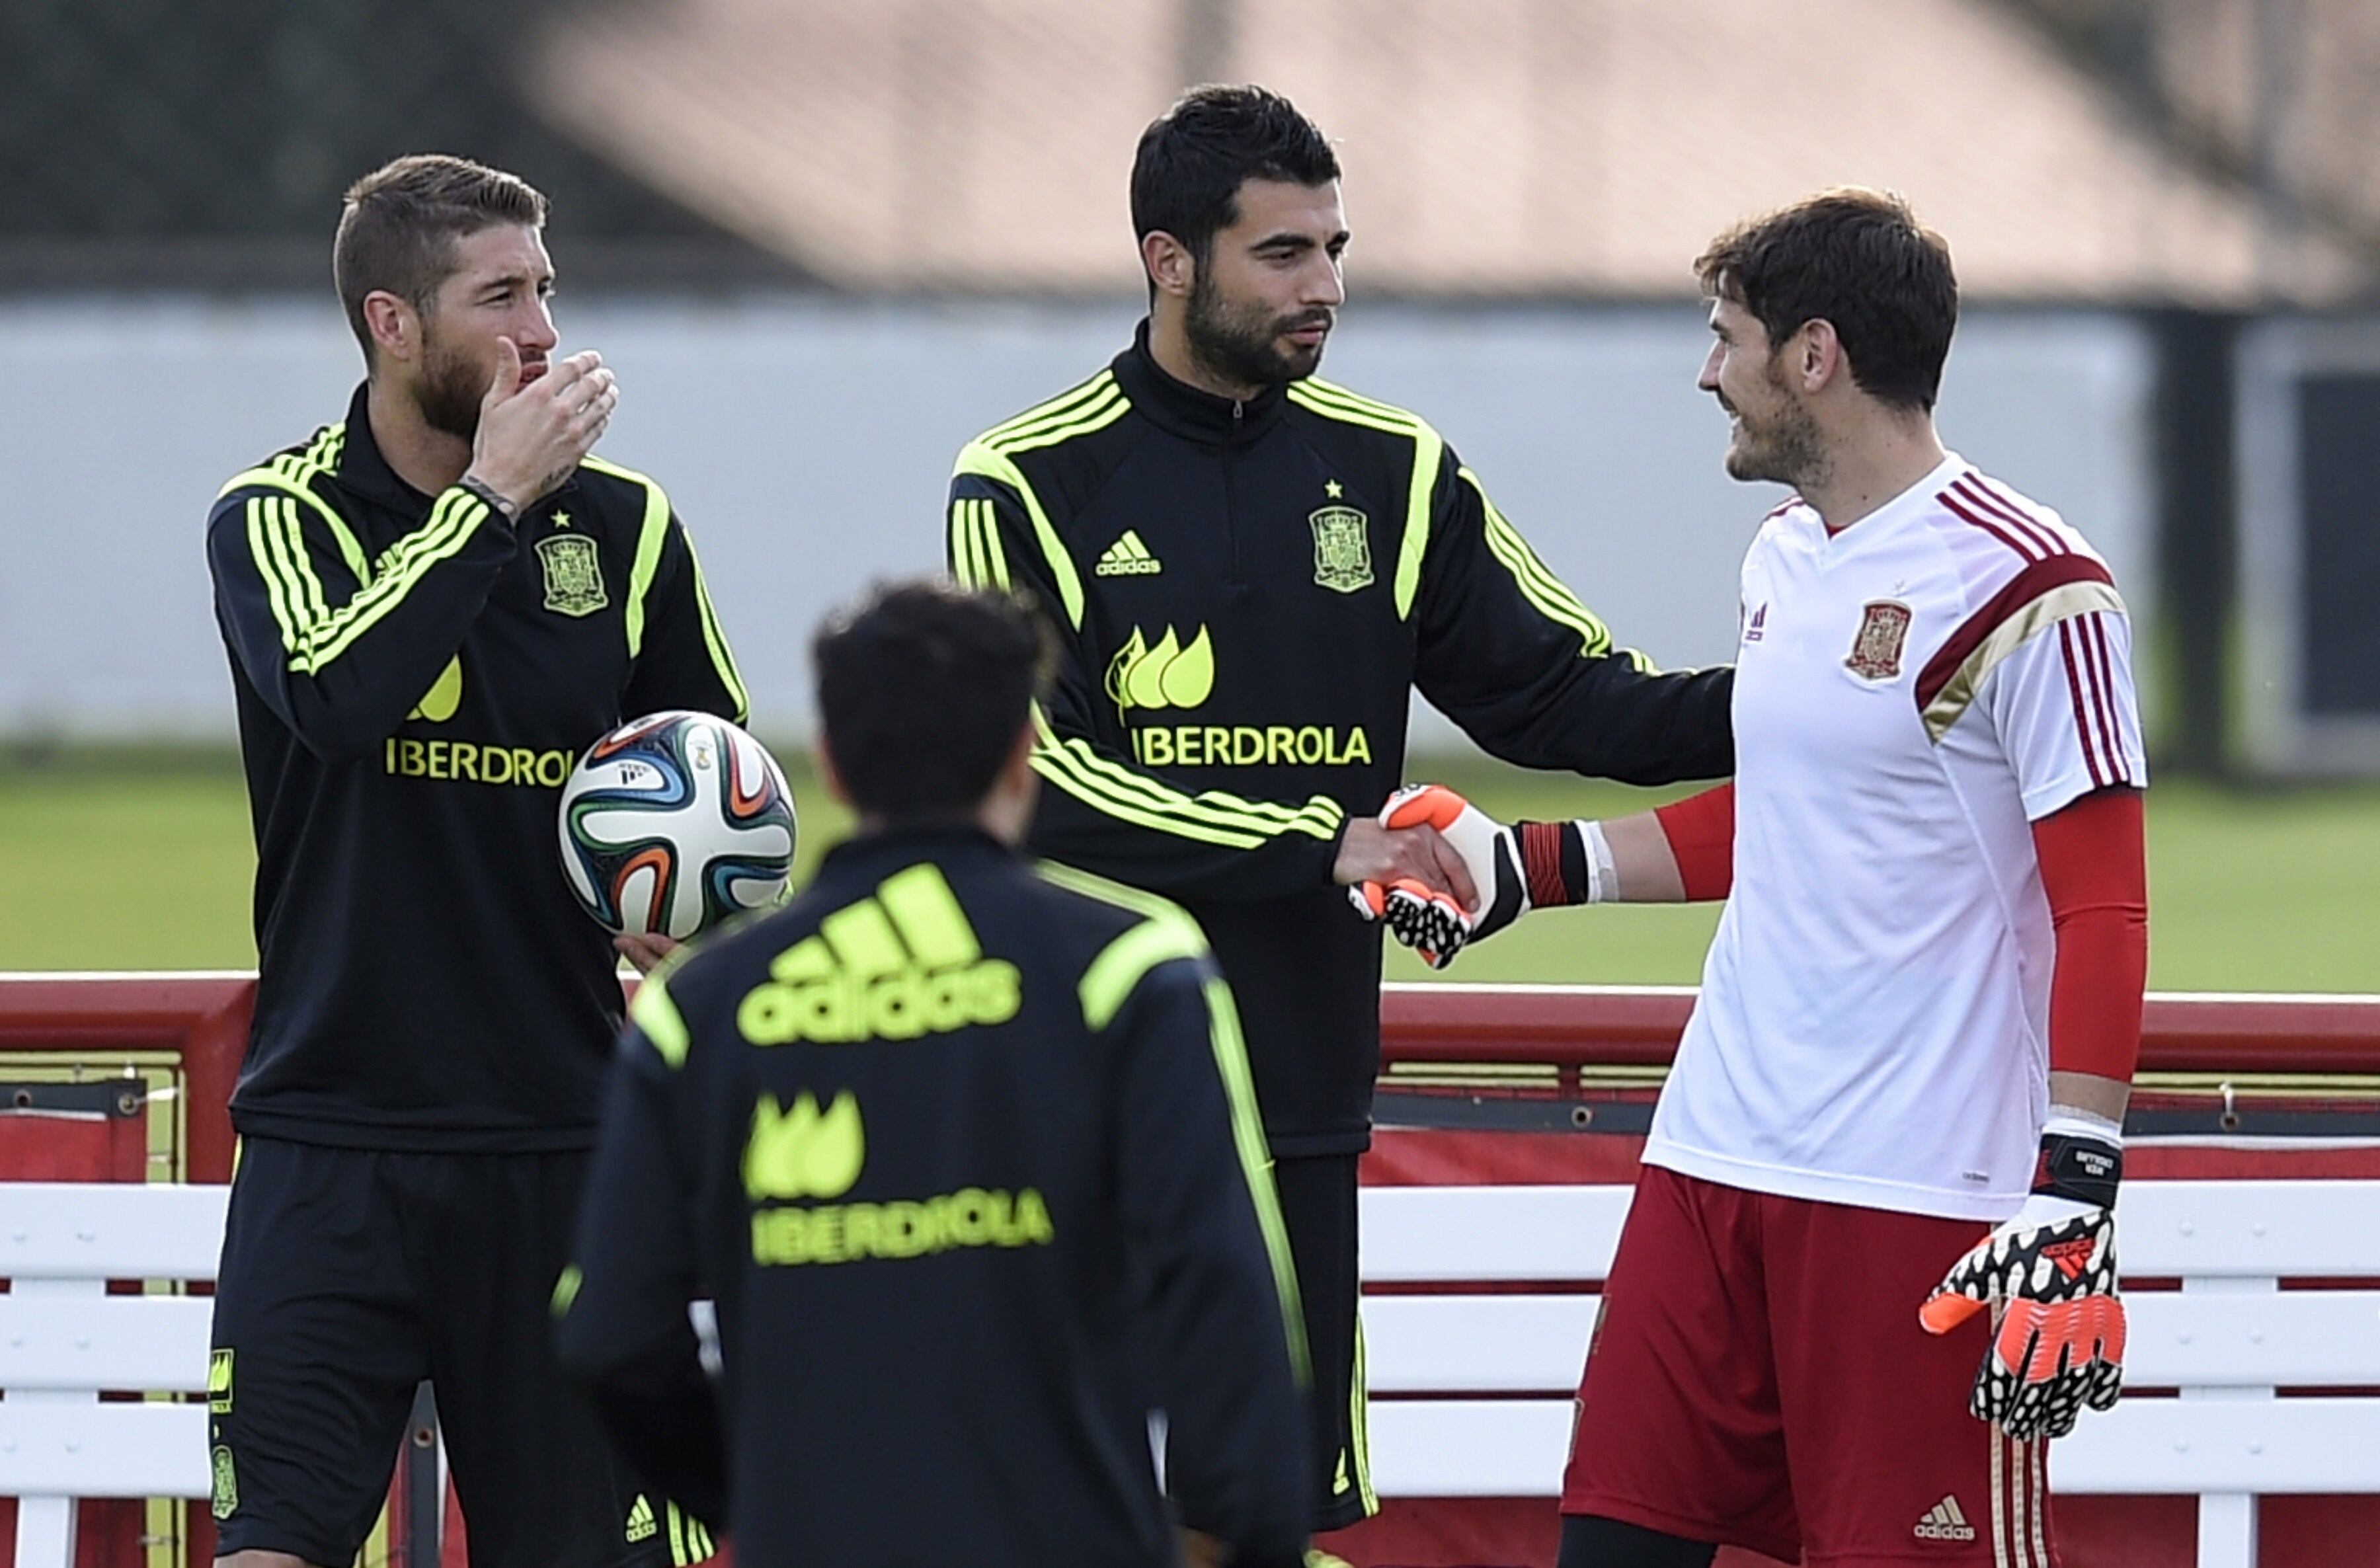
[1369,189,2146,1568]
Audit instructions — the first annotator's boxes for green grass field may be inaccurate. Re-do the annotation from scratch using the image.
[1,748,2372,992]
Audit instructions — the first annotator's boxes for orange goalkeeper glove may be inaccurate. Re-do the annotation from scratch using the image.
[1352,786,1605,968]
[1921,1115,2126,1440]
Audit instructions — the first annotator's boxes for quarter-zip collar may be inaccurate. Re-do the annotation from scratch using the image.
[1112,319,1290,446]
[337,382,436,510]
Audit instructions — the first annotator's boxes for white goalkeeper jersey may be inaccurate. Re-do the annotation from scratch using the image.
[1643,454,2147,1221]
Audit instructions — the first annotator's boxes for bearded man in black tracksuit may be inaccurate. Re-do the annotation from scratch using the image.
[947,86,1735,1536]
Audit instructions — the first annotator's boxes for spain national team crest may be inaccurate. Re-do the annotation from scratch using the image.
[1310,505,1374,593]
[1844,599,1913,680]
[536,533,608,617]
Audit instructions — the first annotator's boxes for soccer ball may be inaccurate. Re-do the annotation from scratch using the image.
[558,711,797,939]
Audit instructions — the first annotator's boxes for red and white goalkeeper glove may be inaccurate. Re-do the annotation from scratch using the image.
[1921,1113,2127,1440]
[1349,786,1609,969]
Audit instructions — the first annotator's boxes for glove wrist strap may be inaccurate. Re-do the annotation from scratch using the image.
[1517,820,1606,907]
[2032,1111,2123,1210]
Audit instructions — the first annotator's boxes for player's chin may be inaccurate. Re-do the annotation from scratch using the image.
[1722,434,1771,483]
[1277,339,1327,379]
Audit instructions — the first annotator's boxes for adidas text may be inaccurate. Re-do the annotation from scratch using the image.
[1913,1496,1976,1543]
[738,960,1021,1045]
[736,867,1021,1045]
[1095,531,1164,576]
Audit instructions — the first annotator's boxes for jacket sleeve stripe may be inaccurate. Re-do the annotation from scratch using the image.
[219,468,372,581]
[1919,582,2126,742]
[622,473,673,660]
[988,381,1130,455]
[1287,381,1413,438]
[953,498,1008,591]
[242,496,304,654]
[949,498,999,590]
[977,370,1117,446]
[1030,859,1308,1377]
[288,487,491,674]
[1078,910,1208,1030]
[973,498,1010,586]
[1037,711,1342,834]
[1201,975,1312,1385]
[682,528,750,723]
[952,446,1084,628]
[627,970,692,1069]
[590,457,750,721]
[947,498,976,583]
[1465,470,1634,662]
[1031,742,1267,849]
[270,497,333,629]
[1029,711,1343,847]
[1396,424,1443,623]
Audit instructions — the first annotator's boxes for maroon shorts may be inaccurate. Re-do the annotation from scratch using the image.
[1561,1163,2057,1567]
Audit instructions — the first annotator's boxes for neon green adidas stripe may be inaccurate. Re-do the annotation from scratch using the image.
[620,464,673,662]
[267,496,331,634]
[1029,711,1341,842]
[978,370,1117,446]
[1031,742,1266,851]
[1291,377,1421,429]
[588,454,751,719]
[629,970,691,1069]
[949,497,1012,592]
[289,487,490,673]
[1205,976,1310,1385]
[243,498,302,655]
[953,446,1084,628]
[1052,732,1341,832]
[1078,906,1209,1031]
[1460,468,1632,661]
[219,465,370,582]
[1289,382,1444,617]
[993,389,1130,457]
[988,379,1127,453]
[682,526,750,720]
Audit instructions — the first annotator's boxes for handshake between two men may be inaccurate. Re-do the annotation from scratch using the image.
[1345,783,1699,969]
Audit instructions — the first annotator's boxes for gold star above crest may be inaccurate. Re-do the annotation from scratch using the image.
[1324,480,1344,499]
[551,510,572,529]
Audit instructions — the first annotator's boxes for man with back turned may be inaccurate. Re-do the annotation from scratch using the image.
[557,580,1311,1568]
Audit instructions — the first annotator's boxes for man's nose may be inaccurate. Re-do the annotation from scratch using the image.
[519,304,559,352]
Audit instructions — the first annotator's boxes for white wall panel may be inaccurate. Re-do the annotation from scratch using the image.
[0,297,2153,745]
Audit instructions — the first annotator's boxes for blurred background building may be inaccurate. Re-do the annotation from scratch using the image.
[4,0,2377,771]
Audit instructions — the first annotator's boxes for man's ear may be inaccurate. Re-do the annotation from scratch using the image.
[1141,230,1197,302]
[361,290,419,366]
[1796,318,1844,394]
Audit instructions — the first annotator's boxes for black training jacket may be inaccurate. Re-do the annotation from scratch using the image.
[206,383,748,1150]
[947,325,1733,1153]
[554,827,1310,1568]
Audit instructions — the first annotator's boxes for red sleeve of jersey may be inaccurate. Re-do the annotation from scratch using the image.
[1653,784,1735,902]
[2032,786,2148,1085]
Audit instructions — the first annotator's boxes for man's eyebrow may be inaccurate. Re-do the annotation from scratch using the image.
[1250,230,1316,251]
